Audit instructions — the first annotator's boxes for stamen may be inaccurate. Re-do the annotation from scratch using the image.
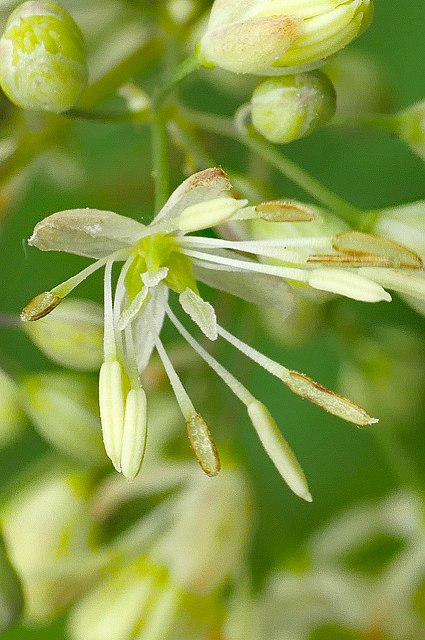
[21,291,61,321]
[166,307,254,406]
[216,324,378,427]
[118,286,149,331]
[178,234,332,252]
[120,386,148,481]
[103,257,117,361]
[154,336,220,477]
[99,360,125,471]
[181,248,311,282]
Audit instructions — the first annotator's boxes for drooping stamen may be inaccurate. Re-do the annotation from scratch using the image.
[166,308,310,500]
[103,257,118,361]
[216,324,378,427]
[155,336,220,478]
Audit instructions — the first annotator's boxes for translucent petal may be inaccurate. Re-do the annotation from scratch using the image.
[333,231,423,269]
[135,285,168,372]
[154,168,232,223]
[28,209,144,259]
[193,257,295,316]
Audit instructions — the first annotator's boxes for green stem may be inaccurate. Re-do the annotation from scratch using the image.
[151,118,170,211]
[66,107,151,125]
[180,108,365,226]
[168,118,215,169]
[153,53,201,110]
[328,112,401,134]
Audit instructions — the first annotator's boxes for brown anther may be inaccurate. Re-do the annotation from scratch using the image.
[256,200,316,222]
[185,414,221,477]
[20,292,61,322]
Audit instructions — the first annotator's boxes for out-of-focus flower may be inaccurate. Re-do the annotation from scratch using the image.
[1,467,98,623]
[257,492,425,639]
[68,467,252,640]
[0,1,88,113]
[22,169,423,498]
[250,71,336,144]
[20,371,107,466]
[23,298,104,371]
[199,0,373,75]
[0,366,25,449]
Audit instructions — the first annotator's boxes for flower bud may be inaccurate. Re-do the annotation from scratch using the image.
[251,72,336,144]
[0,533,23,631]
[0,367,25,449]
[199,0,373,75]
[1,468,97,623]
[0,1,88,113]
[21,371,107,466]
[23,298,104,371]
[324,50,393,116]
[397,100,425,161]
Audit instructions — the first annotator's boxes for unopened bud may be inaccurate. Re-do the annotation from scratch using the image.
[21,371,107,466]
[251,72,336,144]
[0,1,89,113]
[0,534,23,631]
[199,0,373,75]
[2,468,97,623]
[23,298,104,371]
[0,367,25,449]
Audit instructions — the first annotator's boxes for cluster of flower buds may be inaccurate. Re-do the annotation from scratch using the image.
[0,1,88,112]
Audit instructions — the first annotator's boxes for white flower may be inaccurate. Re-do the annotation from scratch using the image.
[22,169,423,499]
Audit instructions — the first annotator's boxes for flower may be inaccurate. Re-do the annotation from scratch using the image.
[21,169,425,500]
[199,0,373,75]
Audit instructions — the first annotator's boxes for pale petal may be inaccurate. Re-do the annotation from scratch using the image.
[179,288,218,340]
[28,209,144,259]
[135,284,168,372]
[154,168,232,223]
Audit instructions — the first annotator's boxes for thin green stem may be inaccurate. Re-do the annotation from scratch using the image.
[168,118,215,169]
[180,107,365,226]
[328,112,401,134]
[66,107,151,125]
[153,53,201,110]
[151,118,170,211]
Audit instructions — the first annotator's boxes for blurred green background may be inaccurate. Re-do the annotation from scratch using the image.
[0,0,425,637]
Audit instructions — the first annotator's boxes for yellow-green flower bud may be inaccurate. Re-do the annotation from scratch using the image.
[1,468,97,623]
[251,72,336,144]
[199,0,373,75]
[397,100,425,162]
[23,298,103,371]
[0,1,88,113]
[21,371,107,466]
[0,367,25,449]
[0,533,23,631]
